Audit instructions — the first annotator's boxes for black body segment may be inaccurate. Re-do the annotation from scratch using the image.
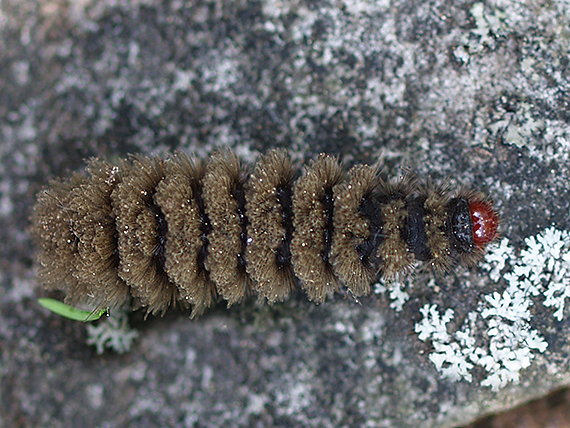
[447,197,475,253]
[322,187,335,263]
[275,185,295,269]
[357,194,384,265]
[31,150,496,316]
[404,197,431,262]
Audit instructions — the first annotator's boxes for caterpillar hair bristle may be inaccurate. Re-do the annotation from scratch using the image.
[32,150,500,317]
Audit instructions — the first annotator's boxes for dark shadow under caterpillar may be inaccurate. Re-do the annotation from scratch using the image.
[32,150,499,317]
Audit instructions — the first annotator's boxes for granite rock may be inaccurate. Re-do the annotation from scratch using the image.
[2,0,570,427]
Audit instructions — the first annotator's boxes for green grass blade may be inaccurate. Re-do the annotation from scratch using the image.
[38,298,108,322]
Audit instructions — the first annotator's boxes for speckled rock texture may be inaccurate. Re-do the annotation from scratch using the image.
[2,0,570,427]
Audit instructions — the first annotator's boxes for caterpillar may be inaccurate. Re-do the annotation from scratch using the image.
[32,150,499,318]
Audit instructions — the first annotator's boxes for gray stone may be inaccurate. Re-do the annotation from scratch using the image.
[1,0,570,427]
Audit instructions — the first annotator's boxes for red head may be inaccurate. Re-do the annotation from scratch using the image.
[469,200,499,248]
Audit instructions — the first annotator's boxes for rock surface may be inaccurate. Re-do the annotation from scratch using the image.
[2,0,570,427]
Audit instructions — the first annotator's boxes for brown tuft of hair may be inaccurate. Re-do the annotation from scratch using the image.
[112,157,179,315]
[421,185,453,273]
[32,160,128,310]
[245,150,296,303]
[291,154,344,303]
[202,151,250,306]
[330,164,379,297]
[153,154,213,318]
[376,178,416,277]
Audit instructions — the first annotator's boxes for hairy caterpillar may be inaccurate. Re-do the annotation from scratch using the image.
[32,150,499,317]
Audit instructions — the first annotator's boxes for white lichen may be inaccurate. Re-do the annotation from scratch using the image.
[86,310,139,354]
[415,305,475,382]
[374,276,412,312]
[489,228,570,321]
[416,227,570,391]
[482,237,514,282]
[474,284,548,390]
